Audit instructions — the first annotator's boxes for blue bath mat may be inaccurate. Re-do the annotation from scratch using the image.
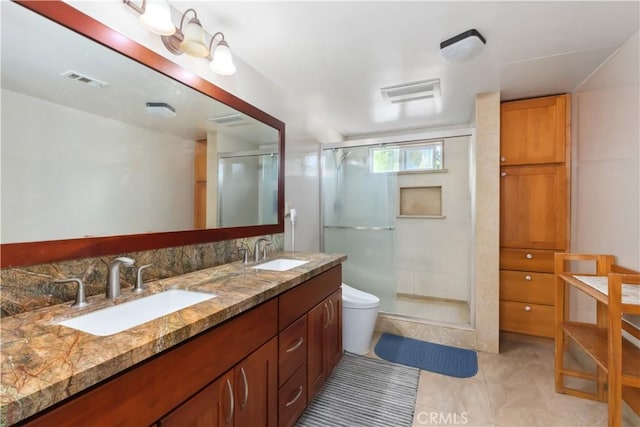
[374,333,478,378]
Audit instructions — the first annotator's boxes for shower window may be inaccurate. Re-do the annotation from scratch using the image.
[370,140,443,173]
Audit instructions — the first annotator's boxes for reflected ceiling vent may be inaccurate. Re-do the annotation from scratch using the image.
[208,113,244,125]
[145,102,176,118]
[60,70,108,89]
[227,122,253,128]
[380,78,440,103]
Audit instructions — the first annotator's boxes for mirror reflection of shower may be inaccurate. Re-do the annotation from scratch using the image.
[321,134,474,326]
[218,150,278,228]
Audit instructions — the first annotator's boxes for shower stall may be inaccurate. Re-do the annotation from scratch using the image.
[321,131,475,326]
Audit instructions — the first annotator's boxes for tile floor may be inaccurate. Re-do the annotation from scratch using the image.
[366,332,639,427]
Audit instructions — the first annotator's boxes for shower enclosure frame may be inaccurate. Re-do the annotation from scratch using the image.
[319,127,477,328]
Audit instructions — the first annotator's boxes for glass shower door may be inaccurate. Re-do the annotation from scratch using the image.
[322,146,397,311]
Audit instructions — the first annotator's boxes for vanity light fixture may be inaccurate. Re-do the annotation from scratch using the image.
[123,0,236,75]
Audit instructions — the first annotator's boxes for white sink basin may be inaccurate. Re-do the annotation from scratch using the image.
[57,289,216,336]
[252,258,309,272]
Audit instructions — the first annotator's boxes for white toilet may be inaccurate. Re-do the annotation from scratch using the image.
[341,283,380,355]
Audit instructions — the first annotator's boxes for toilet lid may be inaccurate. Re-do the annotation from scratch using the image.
[341,283,380,309]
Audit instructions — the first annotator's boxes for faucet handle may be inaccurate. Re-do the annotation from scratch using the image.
[54,278,88,308]
[134,264,152,292]
[262,240,272,259]
[238,247,249,264]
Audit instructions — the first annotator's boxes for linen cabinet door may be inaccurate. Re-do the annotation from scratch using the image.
[500,164,567,250]
[159,370,234,427]
[500,95,567,166]
[234,337,278,427]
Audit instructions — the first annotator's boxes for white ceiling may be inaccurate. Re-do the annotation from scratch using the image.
[181,1,639,138]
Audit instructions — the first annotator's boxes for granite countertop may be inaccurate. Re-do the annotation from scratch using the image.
[0,251,346,426]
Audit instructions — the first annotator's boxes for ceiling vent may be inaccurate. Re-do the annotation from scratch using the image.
[208,113,244,125]
[60,70,108,89]
[380,79,441,103]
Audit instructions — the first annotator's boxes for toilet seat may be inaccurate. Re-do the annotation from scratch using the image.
[341,283,380,309]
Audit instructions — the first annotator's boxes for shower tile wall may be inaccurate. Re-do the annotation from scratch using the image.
[394,136,472,302]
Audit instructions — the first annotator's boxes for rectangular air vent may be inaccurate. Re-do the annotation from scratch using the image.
[61,70,108,89]
[381,78,440,103]
[208,113,244,124]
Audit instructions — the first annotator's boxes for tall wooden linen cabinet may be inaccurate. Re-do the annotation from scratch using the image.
[499,94,571,338]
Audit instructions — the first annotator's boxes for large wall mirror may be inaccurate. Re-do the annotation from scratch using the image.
[0,1,285,268]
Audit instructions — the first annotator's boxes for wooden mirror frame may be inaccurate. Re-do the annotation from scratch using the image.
[0,1,285,268]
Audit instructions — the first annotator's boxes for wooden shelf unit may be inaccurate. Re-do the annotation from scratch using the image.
[554,253,640,426]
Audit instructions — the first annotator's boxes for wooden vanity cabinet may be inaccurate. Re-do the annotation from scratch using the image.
[22,300,278,427]
[307,289,342,402]
[277,265,342,426]
[160,337,278,427]
[20,264,343,427]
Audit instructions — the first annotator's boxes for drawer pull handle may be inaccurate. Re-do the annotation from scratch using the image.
[225,378,234,424]
[524,305,532,312]
[500,157,506,162]
[526,253,533,259]
[240,367,249,410]
[500,172,507,177]
[525,275,532,281]
[286,337,304,353]
[285,386,303,407]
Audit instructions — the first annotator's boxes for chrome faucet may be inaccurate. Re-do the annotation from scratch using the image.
[253,238,271,263]
[107,257,135,300]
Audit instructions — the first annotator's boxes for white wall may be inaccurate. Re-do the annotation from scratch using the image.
[1,88,193,243]
[571,32,640,320]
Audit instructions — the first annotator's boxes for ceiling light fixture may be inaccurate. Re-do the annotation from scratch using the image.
[145,102,176,118]
[123,0,236,75]
[440,29,486,63]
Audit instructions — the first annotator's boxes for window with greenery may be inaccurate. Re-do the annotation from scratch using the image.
[370,141,443,173]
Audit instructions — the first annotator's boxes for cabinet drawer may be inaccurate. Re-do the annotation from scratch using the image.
[500,270,555,305]
[279,265,341,330]
[500,300,555,338]
[279,315,307,386]
[278,364,307,427]
[500,248,555,273]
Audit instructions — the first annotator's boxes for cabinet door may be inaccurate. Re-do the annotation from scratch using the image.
[500,164,567,250]
[324,289,343,375]
[306,300,327,402]
[159,370,234,427]
[500,95,567,165]
[235,337,278,427]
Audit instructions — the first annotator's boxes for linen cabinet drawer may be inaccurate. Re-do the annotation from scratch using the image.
[500,270,555,305]
[500,249,555,273]
[500,300,555,338]
[278,364,307,427]
[279,315,307,386]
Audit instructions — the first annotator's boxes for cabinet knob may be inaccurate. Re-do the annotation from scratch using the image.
[525,275,532,281]
[524,305,532,312]
[500,172,507,177]
[500,157,506,162]
[526,253,533,259]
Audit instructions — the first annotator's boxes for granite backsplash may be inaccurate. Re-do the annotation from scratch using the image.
[0,234,284,316]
